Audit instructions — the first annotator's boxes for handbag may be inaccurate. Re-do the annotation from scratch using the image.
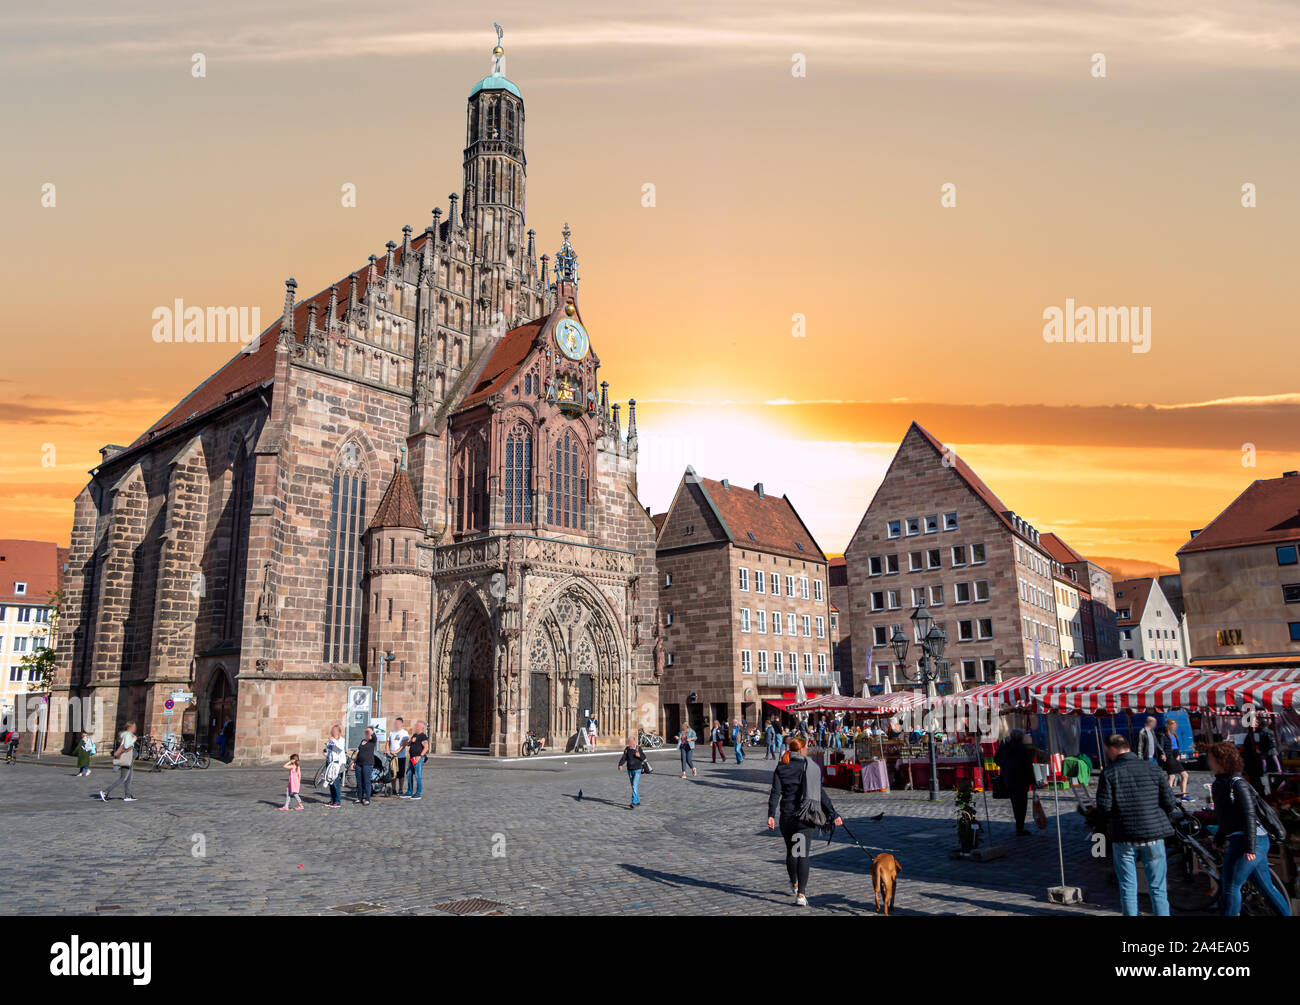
[1032,791,1048,830]
[991,773,1009,799]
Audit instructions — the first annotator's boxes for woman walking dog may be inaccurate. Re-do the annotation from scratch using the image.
[767,736,841,906]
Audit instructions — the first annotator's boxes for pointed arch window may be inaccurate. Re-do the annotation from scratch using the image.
[548,432,587,531]
[324,443,367,664]
[504,425,533,524]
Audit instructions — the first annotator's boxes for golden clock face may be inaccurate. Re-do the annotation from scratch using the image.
[555,318,589,361]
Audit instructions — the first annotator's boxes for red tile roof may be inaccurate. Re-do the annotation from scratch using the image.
[1113,578,1155,626]
[369,467,425,531]
[457,317,545,411]
[1041,532,1087,566]
[1177,474,1300,556]
[0,540,62,605]
[651,512,667,533]
[132,234,432,449]
[696,476,825,561]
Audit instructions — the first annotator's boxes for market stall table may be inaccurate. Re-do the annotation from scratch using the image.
[894,756,984,791]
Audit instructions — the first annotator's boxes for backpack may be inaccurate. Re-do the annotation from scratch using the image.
[1231,776,1287,843]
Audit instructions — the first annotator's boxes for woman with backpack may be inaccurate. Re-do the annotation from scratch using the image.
[1207,741,1292,916]
[767,736,842,907]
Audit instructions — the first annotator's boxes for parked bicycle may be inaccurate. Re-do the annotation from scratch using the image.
[150,746,196,771]
[1166,803,1286,916]
[636,728,664,750]
[523,731,546,756]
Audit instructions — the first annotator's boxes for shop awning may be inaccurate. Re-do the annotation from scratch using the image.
[762,698,797,711]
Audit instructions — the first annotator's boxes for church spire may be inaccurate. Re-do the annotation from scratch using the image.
[554,222,579,285]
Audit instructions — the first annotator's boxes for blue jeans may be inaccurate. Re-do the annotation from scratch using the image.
[1113,841,1169,916]
[355,765,372,802]
[1221,834,1291,916]
[407,757,423,797]
[766,741,776,759]
[628,768,642,805]
[734,742,744,762]
[328,773,342,805]
[680,746,694,772]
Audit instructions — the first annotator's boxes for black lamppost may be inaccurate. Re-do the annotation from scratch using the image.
[890,603,948,801]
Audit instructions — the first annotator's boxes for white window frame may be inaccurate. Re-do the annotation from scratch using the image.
[772,611,783,635]
[755,570,766,594]
[741,650,753,675]
[738,567,750,592]
[756,610,767,634]
[815,615,826,639]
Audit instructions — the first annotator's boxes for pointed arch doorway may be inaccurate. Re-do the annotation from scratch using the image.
[439,597,496,751]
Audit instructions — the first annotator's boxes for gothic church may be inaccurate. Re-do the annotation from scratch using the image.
[53,35,662,759]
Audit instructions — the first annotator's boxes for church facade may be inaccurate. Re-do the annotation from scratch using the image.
[53,38,662,760]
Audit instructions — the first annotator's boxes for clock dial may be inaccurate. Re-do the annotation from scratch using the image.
[555,318,589,361]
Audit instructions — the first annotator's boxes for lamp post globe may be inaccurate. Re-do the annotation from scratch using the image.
[910,603,933,643]
[889,627,910,663]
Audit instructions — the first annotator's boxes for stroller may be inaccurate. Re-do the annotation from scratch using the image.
[346,749,395,796]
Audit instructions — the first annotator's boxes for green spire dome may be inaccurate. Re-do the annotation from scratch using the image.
[470,23,521,99]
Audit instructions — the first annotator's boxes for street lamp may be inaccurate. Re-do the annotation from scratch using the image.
[893,604,947,801]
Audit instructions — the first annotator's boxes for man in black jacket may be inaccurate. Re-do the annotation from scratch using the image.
[1095,733,1175,916]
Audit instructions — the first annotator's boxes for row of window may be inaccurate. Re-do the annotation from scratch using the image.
[1015,543,1051,579]
[1019,577,1051,611]
[870,618,994,646]
[868,543,987,577]
[739,609,825,639]
[886,512,960,538]
[0,636,47,653]
[1023,616,1059,648]
[737,568,821,601]
[870,580,990,612]
[740,650,828,676]
[8,666,43,682]
[871,657,999,685]
[0,606,49,623]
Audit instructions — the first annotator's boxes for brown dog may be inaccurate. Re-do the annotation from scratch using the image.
[872,853,900,915]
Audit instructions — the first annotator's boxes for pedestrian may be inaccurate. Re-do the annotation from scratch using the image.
[4,728,19,763]
[353,726,377,805]
[1136,716,1159,761]
[99,721,138,803]
[1095,733,1175,917]
[1207,741,1291,916]
[816,716,827,748]
[280,753,304,810]
[1243,722,1280,791]
[710,720,726,763]
[1159,718,1190,801]
[75,730,95,776]
[222,719,236,762]
[677,722,698,778]
[732,719,745,763]
[617,734,647,808]
[767,736,842,906]
[994,728,1037,836]
[764,719,777,760]
[323,724,347,808]
[388,716,409,799]
[405,720,429,800]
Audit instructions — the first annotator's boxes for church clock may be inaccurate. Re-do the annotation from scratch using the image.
[554,318,589,361]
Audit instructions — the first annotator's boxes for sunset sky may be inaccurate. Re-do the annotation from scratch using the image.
[2,0,1298,570]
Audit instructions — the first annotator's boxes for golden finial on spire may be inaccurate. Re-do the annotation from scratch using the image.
[492,23,504,66]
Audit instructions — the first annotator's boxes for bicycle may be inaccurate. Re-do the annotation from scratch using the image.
[150,746,194,771]
[637,729,664,750]
[1166,804,1286,916]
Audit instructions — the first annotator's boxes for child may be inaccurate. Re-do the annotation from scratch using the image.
[76,732,96,775]
[279,753,303,810]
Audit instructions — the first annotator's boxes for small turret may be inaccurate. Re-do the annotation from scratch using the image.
[276,277,297,350]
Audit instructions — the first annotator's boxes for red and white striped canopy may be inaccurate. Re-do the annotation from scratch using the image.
[940,659,1239,711]
[1033,672,1247,714]
[1232,677,1300,712]
[790,691,926,714]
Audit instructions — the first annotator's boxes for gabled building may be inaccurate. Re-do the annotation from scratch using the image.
[1178,471,1300,671]
[654,470,834,738]
[52,36,659,760]
[1,540,62,729]
[1041,531,1120,663]
[1114,578,1185,664]
[844,422,1065,687]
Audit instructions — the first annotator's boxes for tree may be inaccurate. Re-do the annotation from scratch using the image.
[22,587,62,694]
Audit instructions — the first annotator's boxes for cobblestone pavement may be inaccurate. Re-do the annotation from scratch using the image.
[1,748,1191,916]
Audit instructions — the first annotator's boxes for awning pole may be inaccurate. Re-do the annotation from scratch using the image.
[1049,713,1066,889]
